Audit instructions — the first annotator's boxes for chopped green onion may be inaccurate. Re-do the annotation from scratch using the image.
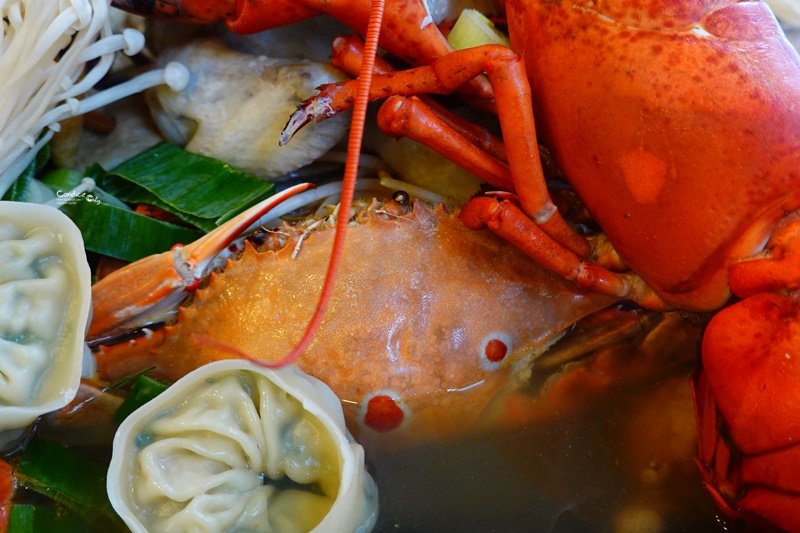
[98,142,277,232]
[59,200,203,262]
[113,375,171,424]
[447,9,510,50]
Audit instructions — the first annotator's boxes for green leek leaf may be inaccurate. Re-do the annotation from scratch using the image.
[98,142,277,232]
[14,440,122,529]
[113,374,171,424]
[8,504,86,533]
[59,200,203,262]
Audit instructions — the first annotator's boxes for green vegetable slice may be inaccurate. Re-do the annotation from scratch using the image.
[7,504,85,533]
[2,146,54,203]
[98,142,277,232]
[40,168,83,192]
[113,375,171,424]
[59,200,203,262]
[14,440,121,528]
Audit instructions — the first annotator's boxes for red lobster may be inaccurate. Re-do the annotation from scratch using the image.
[111,0,800,529]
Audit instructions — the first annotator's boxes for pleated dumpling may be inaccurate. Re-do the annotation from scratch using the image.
[108,359,378,532]
[0,202,91,448]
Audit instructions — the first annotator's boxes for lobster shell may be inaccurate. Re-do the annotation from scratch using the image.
[511,0,800,311]
[695,292,800,532]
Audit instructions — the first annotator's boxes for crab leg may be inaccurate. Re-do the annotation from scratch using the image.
[88,183,314,341]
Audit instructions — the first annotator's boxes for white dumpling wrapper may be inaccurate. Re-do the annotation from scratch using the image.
[0,202,91,447]
[108,359,378,533]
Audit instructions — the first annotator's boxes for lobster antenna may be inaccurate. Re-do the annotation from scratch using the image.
[255,0,387,368]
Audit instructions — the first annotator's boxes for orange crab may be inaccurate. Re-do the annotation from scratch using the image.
[89,192,619,445]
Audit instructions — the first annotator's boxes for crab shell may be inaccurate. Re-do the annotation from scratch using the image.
[107,358,378,532]
[96,201,617,446]
[0,202,91,448]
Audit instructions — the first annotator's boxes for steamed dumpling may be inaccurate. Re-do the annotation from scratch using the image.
[0,202,91,447]
[108,359,378,533]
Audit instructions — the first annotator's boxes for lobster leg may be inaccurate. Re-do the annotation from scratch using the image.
[112,0,493,101]
[285,45,589,257]
[377,96,513,190]
[332,35,508,163]
[457,196,665,304]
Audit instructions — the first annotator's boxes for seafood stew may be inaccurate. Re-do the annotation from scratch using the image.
[1,1,800,531]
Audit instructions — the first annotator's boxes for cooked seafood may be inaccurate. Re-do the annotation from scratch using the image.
[91,198,618,445]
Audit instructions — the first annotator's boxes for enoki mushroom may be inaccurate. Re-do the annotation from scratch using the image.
[0,0,190,195]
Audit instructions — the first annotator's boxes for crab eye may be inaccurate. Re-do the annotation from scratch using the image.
[361,391,407,433]
[480,332,514,371]
[485,338,508,362]
[391,190,410,206]
[248,229,268,246]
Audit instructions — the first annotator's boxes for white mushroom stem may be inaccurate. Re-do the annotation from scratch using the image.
[0,0,189,196]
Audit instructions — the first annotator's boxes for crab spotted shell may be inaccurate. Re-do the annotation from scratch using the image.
[96,200,616,445]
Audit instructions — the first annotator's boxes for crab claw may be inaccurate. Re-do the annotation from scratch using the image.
[88,183,315,342]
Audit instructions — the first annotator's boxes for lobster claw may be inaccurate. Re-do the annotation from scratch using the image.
[87,183,314,342]
[695,292,800,532]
